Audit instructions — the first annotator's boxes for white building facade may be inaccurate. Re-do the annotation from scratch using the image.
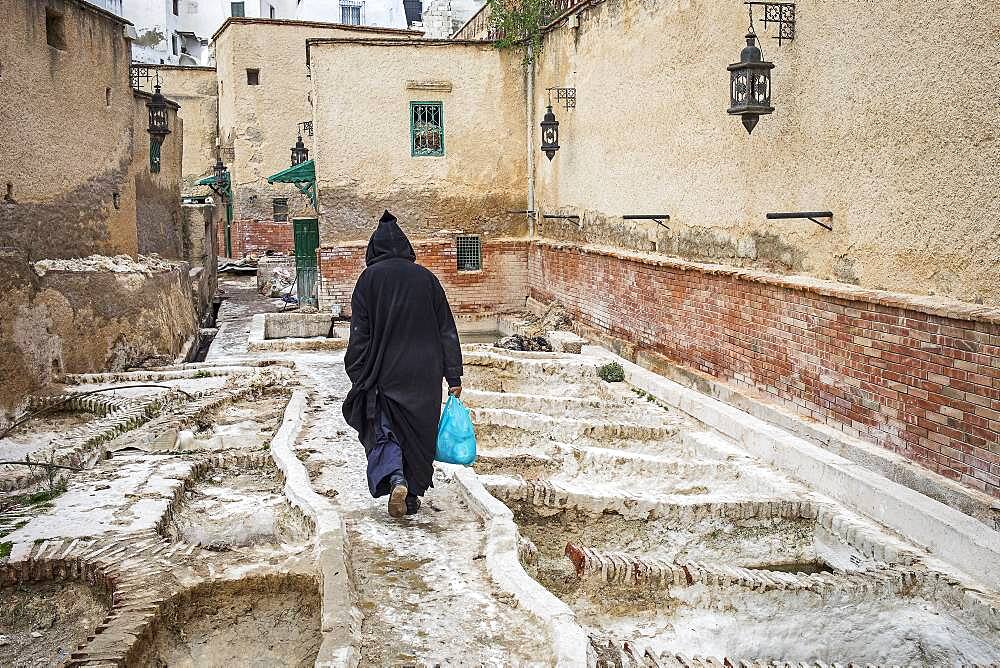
[123,0,411,65]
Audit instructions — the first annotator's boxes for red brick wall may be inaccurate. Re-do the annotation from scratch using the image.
[216,219,294,258]
[318,239,528,316]
[528,241,1000,497]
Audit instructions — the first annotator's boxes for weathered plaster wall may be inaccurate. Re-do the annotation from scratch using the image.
[0,0,138,259]
[213,19,421,226]
[181,202,219,319]
[150,65,220,194]
[0,257,198,420]
[308,38,528,243]
[132,91,185,258]
[532,0,1000,305]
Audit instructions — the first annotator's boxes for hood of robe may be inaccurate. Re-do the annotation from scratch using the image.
[365,210,416,266]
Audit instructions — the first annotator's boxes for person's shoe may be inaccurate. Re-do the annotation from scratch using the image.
[387,475,408,518]
[405,493,421,516]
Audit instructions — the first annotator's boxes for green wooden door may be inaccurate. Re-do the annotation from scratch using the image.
[292,217,319,308]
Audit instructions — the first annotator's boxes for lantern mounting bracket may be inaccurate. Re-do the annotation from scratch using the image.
[298,121,313,137]
[766,211,833,231]
[623,214,670,229]
[745,2,795,45]
[546,87,576,110]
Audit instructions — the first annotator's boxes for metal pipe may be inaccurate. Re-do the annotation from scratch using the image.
[525,44,536,239]
[623,214,670,229]
[766,211,833,220]
[542,214,581,220]
[766,211,834,231]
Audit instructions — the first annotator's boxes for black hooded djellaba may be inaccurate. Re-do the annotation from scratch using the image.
[341,211,463,497]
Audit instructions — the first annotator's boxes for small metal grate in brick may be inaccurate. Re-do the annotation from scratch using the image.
[456,235,481,271]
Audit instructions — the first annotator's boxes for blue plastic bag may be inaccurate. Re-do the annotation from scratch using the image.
[435,396,477,465]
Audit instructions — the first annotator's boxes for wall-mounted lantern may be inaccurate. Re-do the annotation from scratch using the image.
[146,84,171,144]
[290,135,309,166]
[213,155,229,190]
[727,11,774,135]
[540,87,575,161]
[290,121,312,166]
[540,105,560,161]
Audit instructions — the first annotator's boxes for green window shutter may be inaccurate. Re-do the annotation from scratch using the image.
[410,101,444,157]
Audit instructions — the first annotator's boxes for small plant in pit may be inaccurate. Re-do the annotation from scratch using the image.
[193,370,212,378]
[631,387,671,411]
[0,541,11,560]
[597,361,625,383]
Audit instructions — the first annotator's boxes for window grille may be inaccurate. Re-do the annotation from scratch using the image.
[410,102,444,157]
[456,235,481,272]
[273,198,288,222]
[231,1,245,16]
[246,68,259,85]
[340,0,362,25]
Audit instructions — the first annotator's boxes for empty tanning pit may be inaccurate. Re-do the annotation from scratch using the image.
[473,447,758,498]
[0,578,109,666]
[462,388,677,426]
[580,580,1000,667]
[0,395,119,490]
[473,452,562,479]
[248,313,347,352]
[493,491,885,593]
[128,575,322,667]
[473,415,683,458]
[187,389,290,452]
[162,459,308,550]
[511,503,824,594]
[461,355,613,399]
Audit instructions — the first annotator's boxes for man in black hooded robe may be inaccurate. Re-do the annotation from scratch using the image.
[342,211,463,517]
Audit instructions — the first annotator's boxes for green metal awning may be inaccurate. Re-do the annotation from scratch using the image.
[267,159,317,210]
[267,159,315,183]
[196,171,229,187]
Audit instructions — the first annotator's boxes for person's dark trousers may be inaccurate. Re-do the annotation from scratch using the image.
[366,405,404,498]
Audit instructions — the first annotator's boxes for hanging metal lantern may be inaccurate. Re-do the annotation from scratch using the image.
[727,32,774,135]
[540,105,559,161]
[213,156,228,190]
[290,135,309,166]
[146,84,171,144]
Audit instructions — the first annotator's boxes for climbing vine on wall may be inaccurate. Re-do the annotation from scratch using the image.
[487,0,554,65]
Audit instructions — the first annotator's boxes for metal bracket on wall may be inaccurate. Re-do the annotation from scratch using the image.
[546,87,577,110]
[746,2,795,44]
[766,211,833,231]
[623,214,670,229]
[298,121,314,137]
